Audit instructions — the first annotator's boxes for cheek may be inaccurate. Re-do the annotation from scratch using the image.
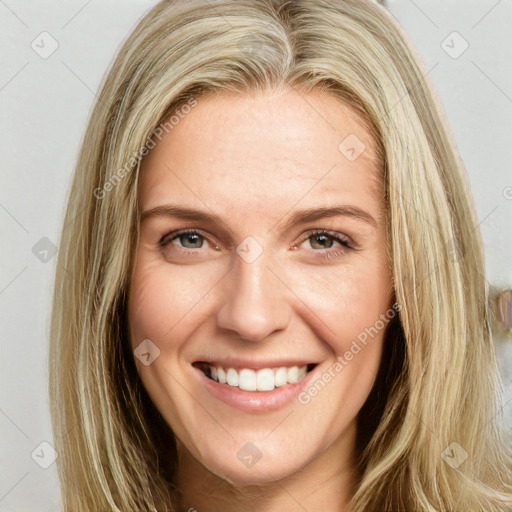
[292,263,391,428]
[128,261,172,346]
[127,252,220,348]
[290,258,391,418]
[287,259,391,354]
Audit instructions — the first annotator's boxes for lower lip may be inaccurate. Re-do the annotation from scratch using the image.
[193,365,318,414]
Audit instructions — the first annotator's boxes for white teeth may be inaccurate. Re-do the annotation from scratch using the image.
[256,368,275,391]
[226,368,239,387]
[274,367,288,387]
[217,367,226,384]
[202,364,309,391]
[287,366,299,383]
[239,369,256,391]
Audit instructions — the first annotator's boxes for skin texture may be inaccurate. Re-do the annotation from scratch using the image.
[127,88,393,512]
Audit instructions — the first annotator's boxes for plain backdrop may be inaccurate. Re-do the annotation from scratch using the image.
[1,1,511,510]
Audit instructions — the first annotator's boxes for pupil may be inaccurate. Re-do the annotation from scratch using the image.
[312,234,333,249]
[182,233,202,248]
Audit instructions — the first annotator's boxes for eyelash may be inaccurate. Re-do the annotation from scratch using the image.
[159,228,354,261]
[294,229,353,260]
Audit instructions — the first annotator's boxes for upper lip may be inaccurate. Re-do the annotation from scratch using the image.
[192,358,320,370]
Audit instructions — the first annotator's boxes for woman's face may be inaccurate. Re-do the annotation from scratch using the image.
[128,88,392,486]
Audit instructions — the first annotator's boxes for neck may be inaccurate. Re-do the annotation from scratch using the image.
[176,423,358,512]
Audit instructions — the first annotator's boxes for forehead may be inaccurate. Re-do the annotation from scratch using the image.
[139,88,384,222]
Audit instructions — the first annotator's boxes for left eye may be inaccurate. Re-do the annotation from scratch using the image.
[308,233,337,250]
[300,231,352,251]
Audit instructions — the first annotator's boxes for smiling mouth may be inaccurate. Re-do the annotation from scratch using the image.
[193,362,318,392]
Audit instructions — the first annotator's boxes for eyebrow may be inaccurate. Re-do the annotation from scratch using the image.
[140,204,378,232]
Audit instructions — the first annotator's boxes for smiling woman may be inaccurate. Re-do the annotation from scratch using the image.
[49,1,512,511]
[129,90,391,506]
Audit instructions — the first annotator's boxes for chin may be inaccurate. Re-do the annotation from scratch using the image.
[207,456,308,487]
[189,433,319,487]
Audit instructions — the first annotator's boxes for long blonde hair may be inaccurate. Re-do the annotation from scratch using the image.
[49,0,512,510]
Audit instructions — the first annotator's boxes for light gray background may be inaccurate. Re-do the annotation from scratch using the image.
[1,1,511,510]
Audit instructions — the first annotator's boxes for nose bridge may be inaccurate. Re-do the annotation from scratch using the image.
[216,246,290,342]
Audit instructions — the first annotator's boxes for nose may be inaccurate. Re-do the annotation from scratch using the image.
[216,249,291,343]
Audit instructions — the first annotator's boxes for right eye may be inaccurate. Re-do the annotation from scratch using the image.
[160,229,211,251]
